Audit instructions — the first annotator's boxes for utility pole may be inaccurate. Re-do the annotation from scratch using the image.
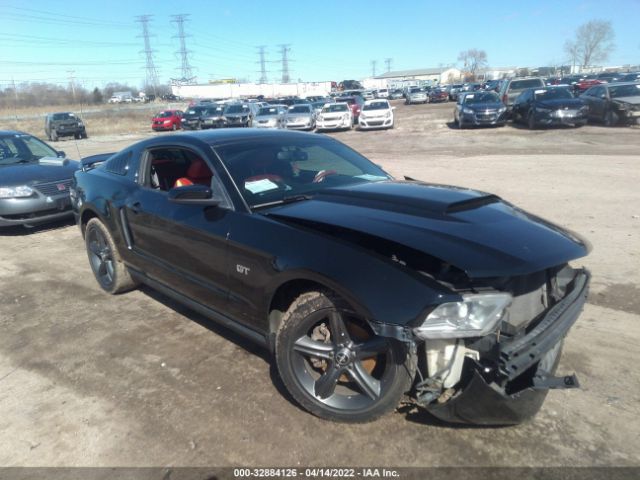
[385,58,392,73]
[67,70,76,102]
[11,77,18,123]
[135,15,160,97]
[279,44,291,83]
[371,60,377,77]
[171,14,195,84]
[257,46,268,84]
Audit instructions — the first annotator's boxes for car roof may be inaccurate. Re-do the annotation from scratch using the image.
[152,128,331,148]
[363,99,389,105]
[0,130,28,136]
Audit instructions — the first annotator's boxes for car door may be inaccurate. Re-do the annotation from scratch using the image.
[586,86,607,119]
[123,144,234,314]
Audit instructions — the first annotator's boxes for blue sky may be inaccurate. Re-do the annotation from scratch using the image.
[1,0,639,90]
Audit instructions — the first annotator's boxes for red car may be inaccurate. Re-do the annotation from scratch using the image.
[575,76,602,93]
[335,95,364,122]
[151,110,183,131]
[428,89,449,103]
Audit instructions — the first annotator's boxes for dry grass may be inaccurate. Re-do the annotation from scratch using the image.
[1,102,185,137]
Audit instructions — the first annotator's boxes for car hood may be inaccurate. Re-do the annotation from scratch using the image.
[537,98,585,109]
[265,180,589,278]
[0,158,80,186]
[286,113,313,118]
[613,96,640,106]
[256,115,280,120]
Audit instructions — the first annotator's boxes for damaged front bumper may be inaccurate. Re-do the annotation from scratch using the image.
[418,268,590,425]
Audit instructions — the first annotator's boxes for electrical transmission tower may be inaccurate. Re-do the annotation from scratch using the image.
[257,46,268,83]
[135,15,160,96]
[279,44,291,83]
[371,60,377,77]
[385,58,393,73]
[171,14,196,84]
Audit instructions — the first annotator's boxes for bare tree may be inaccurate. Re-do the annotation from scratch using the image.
[457,49,488,80]
[565,20,615,69]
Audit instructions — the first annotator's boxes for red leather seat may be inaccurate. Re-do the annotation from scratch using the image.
[174,158,212,188]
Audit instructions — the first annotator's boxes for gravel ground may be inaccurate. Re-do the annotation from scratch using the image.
[0,101,639,468]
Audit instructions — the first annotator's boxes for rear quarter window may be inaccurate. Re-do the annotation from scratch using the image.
[104,150,132,176]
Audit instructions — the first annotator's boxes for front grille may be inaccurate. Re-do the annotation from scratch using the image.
[34,179,72,196]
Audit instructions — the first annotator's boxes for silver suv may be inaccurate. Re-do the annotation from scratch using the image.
[498,77,546,112]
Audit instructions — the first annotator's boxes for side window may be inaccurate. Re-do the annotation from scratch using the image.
[142,147,232,208]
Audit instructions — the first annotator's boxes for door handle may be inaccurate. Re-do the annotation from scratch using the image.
[129,202,142,214]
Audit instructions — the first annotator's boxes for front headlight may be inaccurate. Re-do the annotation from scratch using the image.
[498,107,506,113]
[77,121,84,127]
[343,114,349,120]
[318,115,324,121]
[413,293,512,339]
[462,107,474,114]
[0,185,35,199]
[385,111,391,118]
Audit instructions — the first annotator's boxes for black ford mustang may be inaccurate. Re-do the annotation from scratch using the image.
[71,129,590,425]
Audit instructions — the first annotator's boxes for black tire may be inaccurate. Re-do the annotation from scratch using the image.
[275,291,415,423]
[527,111,537,130]
[604,109,619,127]
[82,132,88,139]
[453,116,459,127]
[85,218,138,294]
[51,130,58,142]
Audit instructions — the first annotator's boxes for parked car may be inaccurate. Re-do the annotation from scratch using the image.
[512,87,588,129]
[389,89,404,100]
[596,72,622,83]
[574,75,602,94]
[44,112,87,141]
[0,130,79,228]
[376,88,390,99]
[71,128,590,425]
[580,82,640,126]
[405,86,428,105]
[311,101,329,115]
[428,88,449,103]
[200,105,227,129]
[151,110,183,131]
[358,99,394,130]
[483,80,502,92]
[181,106,209,130]
[223,104,253,127]
[448,84,464,101]
[315,102,352,131]
[453,91,507,128]
[619,72,640,82]
[255,105,287,129]
[498,77,546,113]
[362,90,376,100]
[284,104,316,131]
[335,96,364,122]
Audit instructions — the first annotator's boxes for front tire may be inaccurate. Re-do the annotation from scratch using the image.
[527,111,537,130]
[85,218,138,294]
[275,291,415,423]
[604,109,619,127]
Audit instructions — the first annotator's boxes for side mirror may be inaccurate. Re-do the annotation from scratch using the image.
[168,184,221,206]
[57,151,66,158]
[392,106,397,110]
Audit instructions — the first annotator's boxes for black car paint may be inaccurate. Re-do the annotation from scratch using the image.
[72,129,590,424]
[513,88,588,127]
[580,82,640,125]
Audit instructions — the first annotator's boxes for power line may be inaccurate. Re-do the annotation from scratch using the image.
[135,15,160,96]
[279,44,291,84]
[171,14,196,84]
[256,46,268,83]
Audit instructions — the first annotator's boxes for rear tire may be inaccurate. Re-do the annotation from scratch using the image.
[85,218,139,294]
[275,291,415,423]
[527,111,537,130]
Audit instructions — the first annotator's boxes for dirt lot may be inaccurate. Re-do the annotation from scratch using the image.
[1,101,639,468]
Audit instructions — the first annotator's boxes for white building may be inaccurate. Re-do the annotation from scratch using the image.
[362,67,463,89]
[172,81,333,99]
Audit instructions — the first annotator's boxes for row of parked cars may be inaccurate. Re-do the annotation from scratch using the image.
[452,78,640,129]
[151,96,396,133]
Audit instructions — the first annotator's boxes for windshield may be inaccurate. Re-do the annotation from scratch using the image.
[363,101,389,111]
[322,104,348,113]
[258,107,279,116]
[510,79,544,90]
[0,134,58,165]
[463,92,500,104]
[186,107,207,115]
[609,84,640,98]
[534,88,573,100]
[289,105,312,114]
[225,104,249,114]
[52,113,75,121]
[214,136,390,208]
[205,106,224,115]
[156,111,175,118]
[336,97,355,105]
